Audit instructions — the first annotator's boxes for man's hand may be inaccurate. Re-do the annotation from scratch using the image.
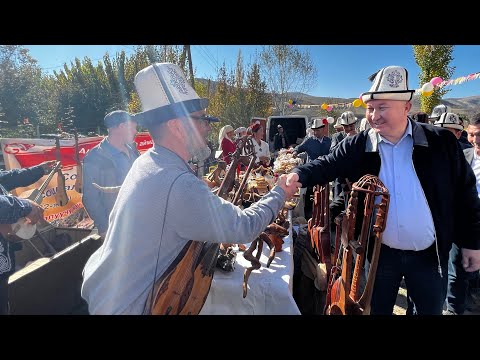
[24,199,45,224]
[38,160,58,175]
[285,172,302,188]
[462,248,480,272]
[276,174,301,200]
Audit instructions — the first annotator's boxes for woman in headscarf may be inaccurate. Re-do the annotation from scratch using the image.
[218,125,236,164]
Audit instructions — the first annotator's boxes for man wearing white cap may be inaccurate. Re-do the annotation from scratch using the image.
[330,111,358,150]
[286,65,480,315]
[80,63,300,315]
[429,104,470,148]
[293,119,331,162]
[333,118,343,133]
[434,112,472,150]
[292,119,331,217]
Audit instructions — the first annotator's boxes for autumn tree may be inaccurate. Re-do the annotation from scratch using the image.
[203,52,271,146]
[412,45,455,115]
[259,45,317,115]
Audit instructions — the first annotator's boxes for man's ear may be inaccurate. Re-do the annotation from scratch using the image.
[167,119,184,138]
[405,101,412,113]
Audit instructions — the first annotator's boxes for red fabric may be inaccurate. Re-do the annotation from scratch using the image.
[250,123,261,133]
[221,137,236,164]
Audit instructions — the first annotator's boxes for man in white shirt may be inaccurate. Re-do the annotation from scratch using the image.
[287,65,480,315]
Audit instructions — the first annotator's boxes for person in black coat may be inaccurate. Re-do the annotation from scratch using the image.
[273,124,291,151]
[286,65,480,315]
[0,160,56,314]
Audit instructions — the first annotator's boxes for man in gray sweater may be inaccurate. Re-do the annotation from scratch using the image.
[81,63,300,315]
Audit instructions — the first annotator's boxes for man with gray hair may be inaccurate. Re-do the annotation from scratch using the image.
[81,63,300,315]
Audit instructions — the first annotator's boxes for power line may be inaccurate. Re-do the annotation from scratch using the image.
[193,45,217,74]
[199,45,218,71]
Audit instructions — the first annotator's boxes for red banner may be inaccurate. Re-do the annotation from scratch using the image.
[0,132,153,228]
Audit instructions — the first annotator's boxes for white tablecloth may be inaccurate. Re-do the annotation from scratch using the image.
[200,213,300,315]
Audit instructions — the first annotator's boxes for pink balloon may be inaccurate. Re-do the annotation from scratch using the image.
[326,106,333,112]
[430,77,443,86]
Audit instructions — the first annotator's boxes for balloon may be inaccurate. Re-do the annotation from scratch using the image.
[359,93,363,100]
[326,106,333,112]
[288,99,293,104]
[352,99,362,107]
[292,100,296,105]
[430,77,443,86]
[361,101,367,108]
[422,90,434,97]
[321,103,328,110]
[422,82,434,93]
[327,116,335,124]
[288,103,293,108]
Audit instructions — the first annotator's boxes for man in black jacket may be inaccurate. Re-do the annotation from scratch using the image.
[273,124,290,151]
[443,114,480,314]
[286,65,480,315]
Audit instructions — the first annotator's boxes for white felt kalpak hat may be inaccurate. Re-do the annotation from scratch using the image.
[434,112,464,131]
[334,117,342,129]
[339,111,358,125]
[361,65,415,103]
[311,118,326,129]
[133,62,217,127]
[430,104,451,121]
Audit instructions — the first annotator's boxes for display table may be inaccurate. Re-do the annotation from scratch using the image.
[200,212,300,315]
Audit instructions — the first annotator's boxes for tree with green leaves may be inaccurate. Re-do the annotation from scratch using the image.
[202,52,271,146]
[0,45,46,136]
[259,45,317,116]
[412,45,455,115]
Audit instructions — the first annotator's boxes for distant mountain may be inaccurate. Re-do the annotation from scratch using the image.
[289,92,480,120]
[195,79,479,120]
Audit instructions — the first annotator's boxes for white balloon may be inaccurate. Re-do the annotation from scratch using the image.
[327,117,335,124]
[422,82,434,93]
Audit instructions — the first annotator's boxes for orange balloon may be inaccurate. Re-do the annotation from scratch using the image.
[422,90,434,97]
[353,99,362,107]
[321,103,328,110]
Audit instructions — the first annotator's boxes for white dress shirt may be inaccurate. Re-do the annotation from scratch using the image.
[253,139,270,164]
[472,150,480,198]
[377,121,436,250]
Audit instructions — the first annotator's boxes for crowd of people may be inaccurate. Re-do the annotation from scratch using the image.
[2,62,479,316]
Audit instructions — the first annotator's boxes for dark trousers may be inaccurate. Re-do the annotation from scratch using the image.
[366,243,448,315]
[446,243,476,314]
[0,275,9,315]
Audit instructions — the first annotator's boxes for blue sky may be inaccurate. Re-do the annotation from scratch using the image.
[26,45,480,100]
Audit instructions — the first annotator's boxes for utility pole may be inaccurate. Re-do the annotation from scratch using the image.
[187,45,195,88]
[186,45,203,177]
[180,46,187,71]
